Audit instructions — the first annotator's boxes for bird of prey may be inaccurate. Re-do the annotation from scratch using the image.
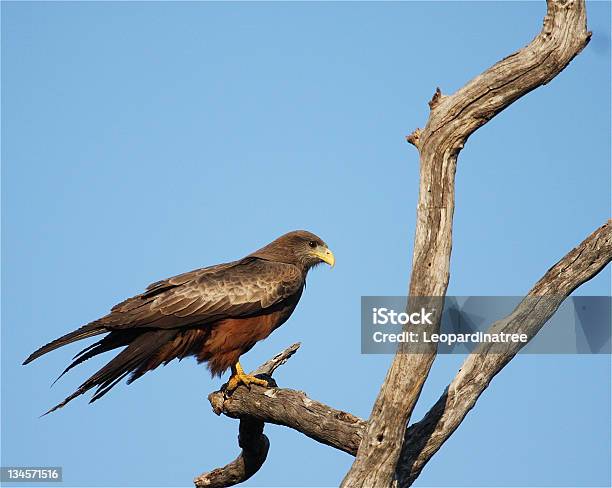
[24,230,334,414]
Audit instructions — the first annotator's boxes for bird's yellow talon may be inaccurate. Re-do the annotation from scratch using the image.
[226,374,269,391]
[226,361,270,391]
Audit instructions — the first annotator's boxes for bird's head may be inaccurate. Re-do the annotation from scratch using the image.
[251,230,335,270]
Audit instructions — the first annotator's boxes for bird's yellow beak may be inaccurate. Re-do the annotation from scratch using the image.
[313,246,335,267]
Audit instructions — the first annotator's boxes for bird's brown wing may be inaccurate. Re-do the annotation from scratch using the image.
[23,257,303,366]
[97,257,304,330]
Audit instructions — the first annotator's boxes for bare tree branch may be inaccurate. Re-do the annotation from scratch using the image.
[397,220,612,486]
[196,343,366,486]
[250,342,302,377]
[208,365,366,455]
[342,1,591,486]
[193,344,301,487]
[194,417,269,488]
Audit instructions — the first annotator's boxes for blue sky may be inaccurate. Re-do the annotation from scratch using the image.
[2,1,610,487]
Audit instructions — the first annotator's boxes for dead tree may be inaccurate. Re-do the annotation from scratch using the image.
[194,1,608,486]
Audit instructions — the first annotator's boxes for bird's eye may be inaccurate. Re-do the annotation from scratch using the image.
[308,241,317,248]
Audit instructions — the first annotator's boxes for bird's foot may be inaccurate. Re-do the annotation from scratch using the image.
[225,361,272,392]
[226,373,269,392]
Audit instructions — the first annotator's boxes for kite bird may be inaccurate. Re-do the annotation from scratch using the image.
[24,230,334,415]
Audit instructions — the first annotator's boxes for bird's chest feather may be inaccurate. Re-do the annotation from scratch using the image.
[204,289,303,354]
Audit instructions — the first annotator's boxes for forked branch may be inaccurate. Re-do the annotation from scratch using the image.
[396,220,612,486]
[343,1,591,486]
[194,344,301,487]
[196,343,365,487]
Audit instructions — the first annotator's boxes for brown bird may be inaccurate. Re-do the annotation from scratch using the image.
[24,230,334,414]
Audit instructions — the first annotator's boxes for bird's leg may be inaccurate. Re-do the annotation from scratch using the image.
[226,361,270,391]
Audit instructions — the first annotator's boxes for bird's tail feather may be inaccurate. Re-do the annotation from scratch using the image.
[23,323,107,365]
[50,329,143,386]
[42,329,177,415]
